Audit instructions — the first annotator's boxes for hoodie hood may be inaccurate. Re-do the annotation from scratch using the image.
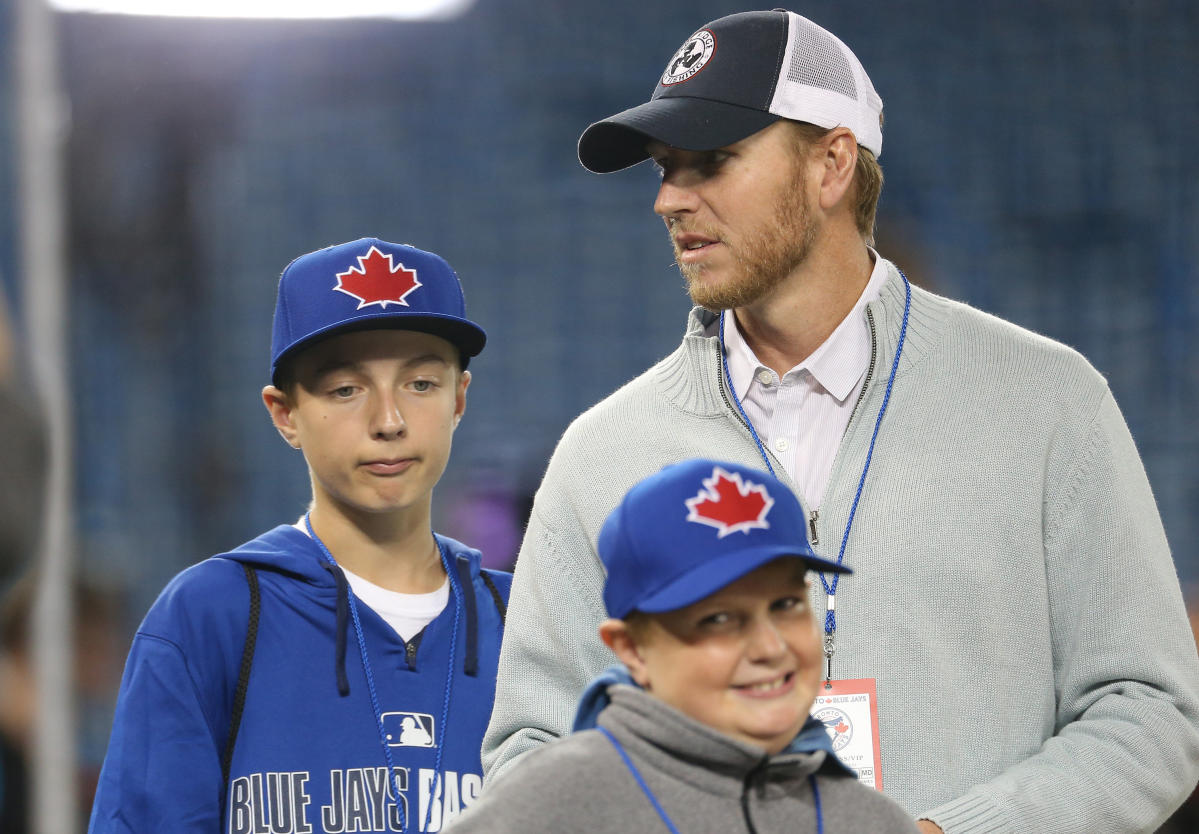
[217,523,491,693]
[220,524,351,584]
[220,524,489,591]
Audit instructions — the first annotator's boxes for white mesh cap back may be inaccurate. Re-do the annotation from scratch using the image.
[768,12,884,157]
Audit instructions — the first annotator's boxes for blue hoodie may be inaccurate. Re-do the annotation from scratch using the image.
[88,524,510,834]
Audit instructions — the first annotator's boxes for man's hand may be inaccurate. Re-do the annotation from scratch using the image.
[916,821,944,834]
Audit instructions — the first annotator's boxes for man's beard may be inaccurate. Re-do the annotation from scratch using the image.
[672,168,818,311]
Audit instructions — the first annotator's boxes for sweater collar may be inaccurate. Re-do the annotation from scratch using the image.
[657,257,937,419]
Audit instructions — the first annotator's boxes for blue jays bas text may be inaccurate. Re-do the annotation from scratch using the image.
[228,767,482,833]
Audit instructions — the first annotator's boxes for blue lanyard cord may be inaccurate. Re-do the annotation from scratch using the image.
[718,272,913,639]
[597,726,684,834]
[304,514,462,833]
[822,273,910,635]
[719,312,776,479]
[431,546,464,830]
[810,774,824,834]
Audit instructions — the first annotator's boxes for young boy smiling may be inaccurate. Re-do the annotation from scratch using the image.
[89,238,511,833]
[450,459,917,833]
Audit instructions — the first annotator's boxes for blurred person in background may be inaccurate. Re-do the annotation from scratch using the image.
[0,578,32,834]
[0,575,123,833]
[483,9,1199,834]
[0,288,46,587]
[0,279,47,833]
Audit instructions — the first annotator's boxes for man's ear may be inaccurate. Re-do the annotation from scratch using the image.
[262,385,302,449]
[817,127,858,212]
[599,618,651,689]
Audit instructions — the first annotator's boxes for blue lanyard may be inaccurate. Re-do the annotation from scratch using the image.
[719,272,912,680]
[304,514,462,832]
[598,726,824,833]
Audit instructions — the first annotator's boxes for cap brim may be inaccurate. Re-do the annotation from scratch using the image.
[271,313,486,385]
[578,97,781,174]
[634,545,850,615]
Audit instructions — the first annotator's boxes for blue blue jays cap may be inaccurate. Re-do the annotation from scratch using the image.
[599,458,849,619]
[270,238,486,385]
[578,9,883,173]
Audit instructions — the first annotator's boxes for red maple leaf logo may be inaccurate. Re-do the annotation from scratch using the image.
[334,246,422,309]
[684,467,774,537]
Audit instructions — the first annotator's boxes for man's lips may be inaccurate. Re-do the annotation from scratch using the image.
[361,458,416,476]
[674,232,719,250]
[673,232,722,262]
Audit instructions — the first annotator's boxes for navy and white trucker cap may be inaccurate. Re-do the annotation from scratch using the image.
[269,238,486,385]
[578,9,883,173]
[599,458,849,619]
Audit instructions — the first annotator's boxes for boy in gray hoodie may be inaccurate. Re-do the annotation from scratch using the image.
[449,458,919,833]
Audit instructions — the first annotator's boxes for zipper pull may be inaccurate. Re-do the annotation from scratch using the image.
[808,509,820,546]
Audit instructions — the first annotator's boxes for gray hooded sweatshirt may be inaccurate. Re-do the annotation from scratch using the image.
[448,684,919,833]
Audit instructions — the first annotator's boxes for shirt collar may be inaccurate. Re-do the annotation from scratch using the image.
[724,249,888,403]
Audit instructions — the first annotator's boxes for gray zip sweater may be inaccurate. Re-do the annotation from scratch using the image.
[453,685,919,833]
[482,261,1199,833]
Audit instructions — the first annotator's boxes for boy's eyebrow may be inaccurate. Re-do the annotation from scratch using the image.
[307,356,358,379]
[403,353,452,368]
[310,352,451,378]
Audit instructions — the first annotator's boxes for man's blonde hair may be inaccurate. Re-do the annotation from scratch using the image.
[788,120,884,246]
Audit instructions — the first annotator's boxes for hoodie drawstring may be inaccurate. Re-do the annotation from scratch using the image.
[456,555,479,677]
[320,562,352,696]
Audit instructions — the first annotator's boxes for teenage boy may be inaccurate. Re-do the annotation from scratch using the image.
[450,458,918,833]
[89,238,511,834]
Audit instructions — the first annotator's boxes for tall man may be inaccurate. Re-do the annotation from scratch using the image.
[482,10,1199,834]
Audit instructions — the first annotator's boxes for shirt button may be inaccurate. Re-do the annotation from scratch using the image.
[774,438,789,453]
[756,369,773,386]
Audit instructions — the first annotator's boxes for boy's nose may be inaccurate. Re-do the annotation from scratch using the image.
[746,617,788,660]
[370,392,406,438]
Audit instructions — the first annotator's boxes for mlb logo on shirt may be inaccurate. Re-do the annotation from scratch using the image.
[381,711,435,748]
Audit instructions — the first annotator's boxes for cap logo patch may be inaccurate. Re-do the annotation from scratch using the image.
[334,245,423,310]
[661,29,716,86]
[685,466,774,537]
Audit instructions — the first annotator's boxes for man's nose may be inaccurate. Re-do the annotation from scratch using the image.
[653,176,701,218]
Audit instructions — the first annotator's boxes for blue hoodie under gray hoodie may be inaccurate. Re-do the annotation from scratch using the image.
[88,524,510,834]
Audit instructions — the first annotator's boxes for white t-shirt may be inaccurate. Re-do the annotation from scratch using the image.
[294,520,448,642]
[339,566,448,644]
